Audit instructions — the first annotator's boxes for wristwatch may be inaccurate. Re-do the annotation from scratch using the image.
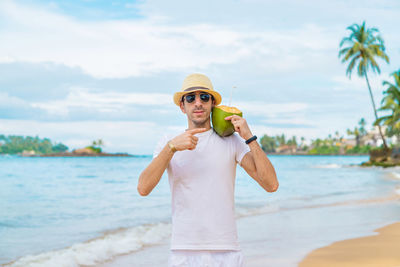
[168,142,177,153]
[245,135,257,144]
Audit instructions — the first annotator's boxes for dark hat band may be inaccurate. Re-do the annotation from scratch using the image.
[184,86,210,92]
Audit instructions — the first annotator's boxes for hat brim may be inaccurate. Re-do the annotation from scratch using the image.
[173,90,221,106]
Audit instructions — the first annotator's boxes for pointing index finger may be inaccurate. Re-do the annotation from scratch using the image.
[186,128,208,135]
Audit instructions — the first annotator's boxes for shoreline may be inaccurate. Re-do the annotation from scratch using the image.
[0,153,141,157]
[267,153,368,156]
[36,153,134,157]
[1,153,370,158]
[299,222,400,267]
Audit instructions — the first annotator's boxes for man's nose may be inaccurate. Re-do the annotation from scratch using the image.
[194,95,203,106]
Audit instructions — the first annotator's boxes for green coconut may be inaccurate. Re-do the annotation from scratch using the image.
[212,105,243,137]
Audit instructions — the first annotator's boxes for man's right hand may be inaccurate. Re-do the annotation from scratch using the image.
[169,128,208,151]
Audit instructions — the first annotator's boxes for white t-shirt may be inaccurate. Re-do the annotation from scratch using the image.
[153,128,250,251]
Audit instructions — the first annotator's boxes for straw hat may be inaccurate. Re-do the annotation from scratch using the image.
[173,73,222,106]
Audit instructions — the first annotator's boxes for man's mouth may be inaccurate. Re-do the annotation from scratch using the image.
[193,110,204,115]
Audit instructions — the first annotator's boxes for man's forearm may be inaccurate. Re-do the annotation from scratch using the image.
[137,144,175,196]
[248,140,278,192]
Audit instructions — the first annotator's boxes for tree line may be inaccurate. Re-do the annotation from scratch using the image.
[0,135,68,154]
[260,134,302,153]
[259,117,371,155]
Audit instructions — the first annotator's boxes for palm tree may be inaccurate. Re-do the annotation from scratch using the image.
[334,131,340,142]
[313,138,323,148]
[276,134,286,147]
[339,21,390,148]
[286,136,297,146]
[375,71,400,144]
[92,139,104,147]
[300,136,306,150]
[358,118,367,136]
[300,136,305,144]
[347,127,361,146]
[97,139,104,147]
[327,134,333,146]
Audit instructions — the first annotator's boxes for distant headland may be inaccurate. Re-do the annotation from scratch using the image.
[0,135,134,157]
[33,148,134,157]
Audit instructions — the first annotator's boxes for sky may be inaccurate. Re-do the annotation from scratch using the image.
[1,0,400,154]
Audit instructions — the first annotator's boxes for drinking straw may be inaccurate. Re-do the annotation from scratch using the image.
[229,86,236,106]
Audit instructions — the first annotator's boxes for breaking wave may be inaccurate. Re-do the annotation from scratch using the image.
[4,223,171,267]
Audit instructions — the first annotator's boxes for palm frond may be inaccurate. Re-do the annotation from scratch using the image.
[374,116,390,125]
[338,47,351,58]
[393,71,400,83]
[345,55,359,77]
[343,45,361,62]
[339,37,352,47]
[366,52,381,74]
[386,87,400,102]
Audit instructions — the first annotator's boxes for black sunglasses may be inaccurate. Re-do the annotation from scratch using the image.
[183,93,212,103]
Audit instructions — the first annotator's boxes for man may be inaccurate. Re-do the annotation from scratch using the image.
[138,73,278,267]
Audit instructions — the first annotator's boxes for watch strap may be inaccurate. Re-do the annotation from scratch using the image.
[245,135,257,145]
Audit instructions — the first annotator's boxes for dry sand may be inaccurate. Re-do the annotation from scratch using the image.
[299,222,400,267]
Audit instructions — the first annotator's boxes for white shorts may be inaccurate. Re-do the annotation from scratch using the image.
[168,249,244,267]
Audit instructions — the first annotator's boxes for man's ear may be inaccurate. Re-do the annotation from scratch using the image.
[179,101,186,114]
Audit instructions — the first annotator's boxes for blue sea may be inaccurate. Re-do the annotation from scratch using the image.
[1,155,400,266]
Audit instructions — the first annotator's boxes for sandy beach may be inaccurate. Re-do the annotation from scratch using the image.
[299,222,400,267]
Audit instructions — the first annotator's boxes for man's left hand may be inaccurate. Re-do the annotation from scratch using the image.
[225,115,253,140]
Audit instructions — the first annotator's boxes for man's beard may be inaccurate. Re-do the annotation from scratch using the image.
[191,115,210,127]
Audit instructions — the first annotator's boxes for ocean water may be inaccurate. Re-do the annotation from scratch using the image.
[1,155,400,266]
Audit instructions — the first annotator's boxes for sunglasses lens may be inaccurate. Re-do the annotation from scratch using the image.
[200,94,210,102]
[184,93,211,103]
[185,94,196,103]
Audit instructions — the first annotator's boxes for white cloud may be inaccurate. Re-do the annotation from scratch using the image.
[0,92,27,106]
[0,1,248,78]
[0,1,340,78]
[236,101,309,116]
[332,73,391,93]
[29,88,312,127]
[233,101,311,125]
[30,87,174,116]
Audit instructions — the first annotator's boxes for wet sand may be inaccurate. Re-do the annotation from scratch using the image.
[299,222,400,267]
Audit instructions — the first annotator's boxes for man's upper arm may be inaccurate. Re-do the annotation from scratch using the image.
[153,134,169,159]
[239,151,259,182]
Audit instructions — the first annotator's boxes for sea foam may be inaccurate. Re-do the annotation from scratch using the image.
[312,163,342,169]
[389,172,400,180]
[5,222,171,267]
[396,187,400,195]
[235,204,280,218]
